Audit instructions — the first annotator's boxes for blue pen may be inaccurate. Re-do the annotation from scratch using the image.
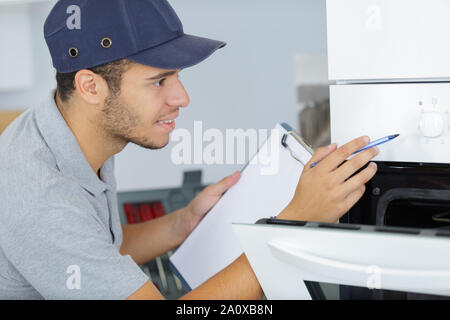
[310,134,400,168]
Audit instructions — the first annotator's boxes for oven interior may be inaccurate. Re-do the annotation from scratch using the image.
[333,162,450,299]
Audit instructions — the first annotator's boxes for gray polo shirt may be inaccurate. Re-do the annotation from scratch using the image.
[0,92,148,299]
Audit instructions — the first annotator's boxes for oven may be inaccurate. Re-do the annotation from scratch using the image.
[324,0,450,300]
[229,0,450,300]
[334,161,450,299]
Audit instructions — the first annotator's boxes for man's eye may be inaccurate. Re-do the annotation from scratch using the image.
[154,78,166,87]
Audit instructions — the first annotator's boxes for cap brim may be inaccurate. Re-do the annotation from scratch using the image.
[127,34,226,70]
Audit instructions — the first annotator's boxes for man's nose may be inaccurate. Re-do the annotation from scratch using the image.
[167,78,190,108]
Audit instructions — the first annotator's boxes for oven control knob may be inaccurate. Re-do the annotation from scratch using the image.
[419,112,445,138]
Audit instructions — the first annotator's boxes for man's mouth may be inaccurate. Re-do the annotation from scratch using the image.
[156,117,177,131]
[155,111,179,131]
[157,119,175,124]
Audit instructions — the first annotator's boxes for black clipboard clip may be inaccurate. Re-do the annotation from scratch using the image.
[281,130,314,166]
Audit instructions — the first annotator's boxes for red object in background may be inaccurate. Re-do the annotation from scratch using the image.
[152,201,166,218]
[124,203,140,224]
[138,203,154,222]
[124,201,166,224]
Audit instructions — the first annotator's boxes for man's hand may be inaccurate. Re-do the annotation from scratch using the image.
[279,136,379,223]
[183,171,241,235]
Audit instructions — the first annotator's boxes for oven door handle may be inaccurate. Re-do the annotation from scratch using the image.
[268,240,450,292]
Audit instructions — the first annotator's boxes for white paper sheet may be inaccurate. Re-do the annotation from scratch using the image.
[169,123,313,290]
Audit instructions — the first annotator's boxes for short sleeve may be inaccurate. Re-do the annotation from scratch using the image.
[0,202,148,300]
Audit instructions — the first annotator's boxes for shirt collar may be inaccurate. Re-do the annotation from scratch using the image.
[35,91,116,196]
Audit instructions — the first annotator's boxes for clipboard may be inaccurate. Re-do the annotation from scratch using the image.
[280,123,314,166]
[169,123,315,291]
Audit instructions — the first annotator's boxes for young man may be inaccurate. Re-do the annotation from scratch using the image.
[0,0,378,299]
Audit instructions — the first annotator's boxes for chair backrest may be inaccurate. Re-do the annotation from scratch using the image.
[0,111,23,135]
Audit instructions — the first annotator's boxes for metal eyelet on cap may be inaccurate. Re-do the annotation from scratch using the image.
[101,37,112,49]
[69,47,79,58]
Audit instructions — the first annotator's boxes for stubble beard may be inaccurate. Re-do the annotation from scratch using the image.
[100,91,169,151]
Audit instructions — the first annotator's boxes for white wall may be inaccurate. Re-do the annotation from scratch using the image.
[0,0,56,109]
[0,4,33,92]
[116,0,328,191]
[0,0,328,191]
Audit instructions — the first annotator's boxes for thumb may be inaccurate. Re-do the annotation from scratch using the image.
[306,143,337,167]
[206,171,241,196]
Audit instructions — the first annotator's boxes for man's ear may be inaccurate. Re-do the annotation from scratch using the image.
[73,69,108,105]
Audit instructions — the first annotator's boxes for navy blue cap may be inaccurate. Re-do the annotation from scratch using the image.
[44,0,226,73]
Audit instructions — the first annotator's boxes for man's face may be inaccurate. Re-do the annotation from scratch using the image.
[99,62,189,150]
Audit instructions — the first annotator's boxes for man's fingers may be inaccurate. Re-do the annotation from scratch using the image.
[306,143,337,169]
[340,162,377,197]
[334,147,379,183]
[205,171,241,196]
[319,136,370,172]
[343,185,367,213]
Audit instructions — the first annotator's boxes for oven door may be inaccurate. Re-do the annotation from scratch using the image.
[233,219,450,300]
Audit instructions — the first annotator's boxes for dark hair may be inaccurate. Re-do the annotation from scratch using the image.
[56,59,132,102]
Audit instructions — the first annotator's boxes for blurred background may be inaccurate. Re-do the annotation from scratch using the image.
[0,0,330,192]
